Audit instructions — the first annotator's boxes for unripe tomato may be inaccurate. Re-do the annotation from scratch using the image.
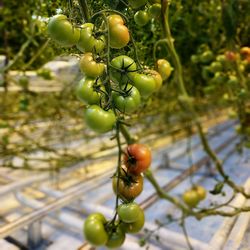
[200,51,214,64]
[106,226,125,248]
[146,69,163,91]
[148,4,161,19]
[120,207,145,233]
[111,55,137,84]
[118,203,141,223]
[216,54,227,64]
[209,61,223,73]
[191,55,200,64]
[157,59,173,81]
[182,190,200,208]
[85,105,116,133]
[194,186,206,201]
[112,171,143,201]
[113,84,141,113]
[134,10,149,26]
[213,72,228,84]
[77,23,105,53]
[128,0,148,9]
[75,77,101,105]
[79,53,105,78]
[47,15,80,47]
[108,15,130,49]
[130,72,156,97]
[124,144,152,175]
[227,75,239,85]
[84,213,108,246]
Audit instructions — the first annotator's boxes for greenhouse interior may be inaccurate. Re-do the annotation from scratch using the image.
[1,1,250,250]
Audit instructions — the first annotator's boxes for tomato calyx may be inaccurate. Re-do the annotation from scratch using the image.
[113,168,140,187]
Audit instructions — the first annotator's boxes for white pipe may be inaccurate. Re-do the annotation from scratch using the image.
[209,178,250,250]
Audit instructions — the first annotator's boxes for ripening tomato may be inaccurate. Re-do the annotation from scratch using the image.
[146,69,163,91]
[157,59,173,80]
[84,213,108,246]
[134,10,149,26]
[112,171,143,201]
[110,55,137,84]
[75,77,101,105]
[76,23,105,53]
[225,51,238,61]
[118,202,141,223]
[105,226,125,248]
[47,15,80,47]
[182,190,200,208]
[128,0,147,9]
[194,185,206,201]
[108,15,130,49]
[79,53,105,78]
[120,207,145,233]
[130,72,156,97]
[124,144,152,175]
[113,84,141,113]
[85,105,116,133]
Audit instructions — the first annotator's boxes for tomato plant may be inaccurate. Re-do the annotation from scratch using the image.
[124,144,152,175]
[134,10,149,27]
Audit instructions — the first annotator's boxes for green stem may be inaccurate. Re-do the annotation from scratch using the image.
[78,0,90,22]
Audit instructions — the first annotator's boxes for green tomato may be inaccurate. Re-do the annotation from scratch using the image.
[193,186,206,201]
[130,72,156,97]
[134,10,149,26]
[209,61,223,73]
[157,59,173,80]
[84,214,108,246]
[128,0,148,9]
[111,55,137,84]
[106,226,125,248]
[113,84,141,113]
[75,77,101,105]
[85,213,107,224]
[148,4,161,19]
[227,75,239,85]
[191,55,200,64]
[85,105,116,133]
[118,203,141,223]
[76,23,105,53]
[47,15,80,47]
[216,54,226,64]
[213,72,228,84]
[182,190,200,208]
[201,66,214,80]
[79,53,105,78]
[200,51,214,64]
[120,207,145,233]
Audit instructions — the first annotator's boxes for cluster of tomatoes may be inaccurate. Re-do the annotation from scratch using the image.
[191,44,249,92]
[182,185,206,208]
[84,143,152,248]
[129,0,162,27]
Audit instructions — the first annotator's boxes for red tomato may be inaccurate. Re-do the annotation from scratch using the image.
[124,144,152,175]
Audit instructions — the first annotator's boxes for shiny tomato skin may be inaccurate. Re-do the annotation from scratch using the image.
[111,55,137,84]
[85,105,116,133]
[75,77,101,105]
[118,202,141,223]
[130,72,156,97]
[112,172,143,201]
[148,4,161,19]
[182,190,200,208]
[47,15,80,47]
[124,144,152,175]
[79,53,105,78]
[105,226,125,248]
[134,10,149,26]
[84,213,108,246]
[113,84,141,113]
[120,207,145,233]
[146,69,163,91]
[109,24,130,49]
